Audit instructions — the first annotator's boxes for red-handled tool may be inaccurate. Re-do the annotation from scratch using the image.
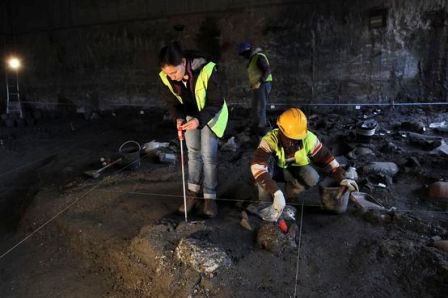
[178,128,187,222]
[177,128,184,141]
[278,218,288,233]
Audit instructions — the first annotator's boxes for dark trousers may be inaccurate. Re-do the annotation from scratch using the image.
[251,82,272,129]
[258,164,320,201]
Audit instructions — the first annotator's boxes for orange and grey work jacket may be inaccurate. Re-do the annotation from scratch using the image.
[251,128,343,194]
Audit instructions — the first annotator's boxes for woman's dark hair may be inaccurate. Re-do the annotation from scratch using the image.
[159,41,184,67]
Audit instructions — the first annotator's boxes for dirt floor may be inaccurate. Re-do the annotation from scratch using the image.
[0,106,447,298]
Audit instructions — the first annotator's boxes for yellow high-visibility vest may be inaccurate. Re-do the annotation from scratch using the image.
[159,62,228,138]
[263,129,318,168]
[247,53,273,86]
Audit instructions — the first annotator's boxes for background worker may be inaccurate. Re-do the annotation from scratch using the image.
[159,41,229,218]
[250,107,358,221]
[238,42,273,135]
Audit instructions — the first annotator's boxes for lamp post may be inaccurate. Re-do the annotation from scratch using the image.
[5,56,22,118]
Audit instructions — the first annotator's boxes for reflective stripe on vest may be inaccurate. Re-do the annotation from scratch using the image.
[159,62,228,138]
[247,53,273,86]
[262,129,318,168]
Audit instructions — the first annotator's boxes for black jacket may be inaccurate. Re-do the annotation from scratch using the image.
[160,56,225,129]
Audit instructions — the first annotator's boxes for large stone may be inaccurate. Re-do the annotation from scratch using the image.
[175,238,231,274]
[347,147,375,159]
[430,141,448,157]
[400,121,426,133]
[362,162,399,176]
[407,132,444,150]
[256,223,290,253]
[428,182,448,201]
[432,240,448,252]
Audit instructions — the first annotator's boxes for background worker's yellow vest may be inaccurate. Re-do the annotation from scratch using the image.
[263,129,318,168]
[159,62,228,138]
[248,53,273,87]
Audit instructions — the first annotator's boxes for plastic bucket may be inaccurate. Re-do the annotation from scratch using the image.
[319,177,349,214]
[356,119,378,143]
[119,140,141,170]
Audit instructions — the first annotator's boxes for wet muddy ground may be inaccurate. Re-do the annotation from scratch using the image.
[0,106,447,297]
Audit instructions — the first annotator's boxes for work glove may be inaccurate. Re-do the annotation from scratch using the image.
[340,179,359,192]
[259,190,286,222]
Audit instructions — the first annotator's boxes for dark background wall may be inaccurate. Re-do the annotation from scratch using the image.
[1,0,447,110]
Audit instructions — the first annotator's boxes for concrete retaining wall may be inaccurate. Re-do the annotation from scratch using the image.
[1,0,447,109]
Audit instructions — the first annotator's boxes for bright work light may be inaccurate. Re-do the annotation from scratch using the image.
[7,57,21,70]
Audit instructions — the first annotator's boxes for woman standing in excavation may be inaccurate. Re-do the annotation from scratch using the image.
[158,41,228,218]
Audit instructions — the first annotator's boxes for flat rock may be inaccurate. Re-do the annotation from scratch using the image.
[176,238,231,274]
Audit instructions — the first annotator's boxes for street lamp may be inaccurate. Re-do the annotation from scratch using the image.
[5,56,23,118]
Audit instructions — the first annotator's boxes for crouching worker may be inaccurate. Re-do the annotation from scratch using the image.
[250,107,358,222]
[159,41,229,218]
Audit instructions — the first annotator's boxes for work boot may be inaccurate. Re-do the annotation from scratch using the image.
[203,199,218,218]
[178,190,199,214]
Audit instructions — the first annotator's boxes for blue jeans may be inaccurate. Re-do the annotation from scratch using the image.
[252,82,272,129]
[258,164,320,201]
[184,124,218,199]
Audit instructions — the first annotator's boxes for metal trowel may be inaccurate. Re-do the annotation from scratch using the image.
[84,158,122,179]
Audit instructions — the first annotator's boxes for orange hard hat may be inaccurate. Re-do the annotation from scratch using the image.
[276,108,308,139]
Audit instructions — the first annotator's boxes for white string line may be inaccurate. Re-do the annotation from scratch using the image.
[0,156,144,261]
[92,189,448,215]
[2,182,448,215]
[250,102,448,106]
[20,100,448,107]
[0,184,100,260]
[93,188,320,206]
[293,199,305,298]
[1,146,446,260]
